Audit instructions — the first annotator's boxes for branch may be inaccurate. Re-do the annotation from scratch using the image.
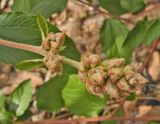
[18,116,160,124]
[107,97,127,118]
[0,39,47,56]
[139,39,160,73]
[76,0,134,25]
[0,39,80,68]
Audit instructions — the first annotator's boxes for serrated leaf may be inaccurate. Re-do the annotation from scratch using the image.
[36,74,68,112]
[120,0,146,13]
[62,75,108,117]
[123,19,160,49]
[15,59,44,70]
[10,80,32,116]
[12,0,32,11]
[37,15,48,40]
[0,12,42,64]
[100,19,131,63]
[12,0,68,18]
[100,19,128,53]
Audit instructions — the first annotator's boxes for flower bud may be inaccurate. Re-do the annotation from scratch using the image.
[81,54,91,68]
[102,58,125,70]
[108,68,123,83]
[124,70,135,81]
[105,81,119,98]
[88,66,106,85]
[89,54,100,68]
[123,65,135,72]
[86,83,105,98]
[116,78,130,92]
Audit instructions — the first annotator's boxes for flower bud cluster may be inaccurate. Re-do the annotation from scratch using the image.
[78,54,148,99]
[43,33,65,75]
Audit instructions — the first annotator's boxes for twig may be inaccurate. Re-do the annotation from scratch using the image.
[139,39,160,73]
[18,116,160,124]
[107,97,127,118]
[76,0,134,25]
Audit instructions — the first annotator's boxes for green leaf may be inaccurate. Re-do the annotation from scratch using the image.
[0,12,42,64]
[99,0,145,15]
[100,19,128,53]
[62,75,108,117]
[123,19,160,49]
[37,15,48,39]
[114,37,132,63]
[12,0,32,11]
[10,80,32,116]
[12,0,68,18]
[31,0,68,18]
[0,93,13,123]
[100,19,131,63]
[17,109,32,121]
[120,0,146,13]
[15,59,44,70]
[99,0,127,15]
[36,74,68,112]
[127,92,136,101]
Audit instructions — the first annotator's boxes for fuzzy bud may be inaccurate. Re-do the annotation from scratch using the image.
[88,66,106,85]
[78,56,148,99]
[102,58,125,70]
[108,68,123,83]
[105,81,119,98]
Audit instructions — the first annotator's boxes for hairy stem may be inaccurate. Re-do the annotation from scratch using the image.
[139,39,160,72]
[0,39,80,68]
[0,39,48,56]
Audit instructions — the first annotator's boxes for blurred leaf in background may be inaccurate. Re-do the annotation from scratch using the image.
[12,0,68,18]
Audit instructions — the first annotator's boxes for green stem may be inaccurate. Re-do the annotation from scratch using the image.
[63,57,79,69]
